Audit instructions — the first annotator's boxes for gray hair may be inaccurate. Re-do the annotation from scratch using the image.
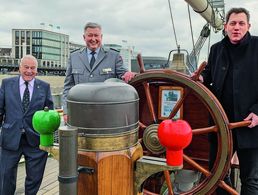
[84,22,102,32]
[20,55,38,68]
[226,7,250,23]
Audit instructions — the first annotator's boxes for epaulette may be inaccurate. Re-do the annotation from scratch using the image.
[70,48,80,53]
[110,48,120,53]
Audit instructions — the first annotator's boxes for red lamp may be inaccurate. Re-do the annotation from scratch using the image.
[158,119,192,166]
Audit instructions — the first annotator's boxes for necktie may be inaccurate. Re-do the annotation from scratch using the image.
[22,81,30,112]
[89,51,96,69]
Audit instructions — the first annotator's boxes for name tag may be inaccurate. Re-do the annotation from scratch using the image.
[102,68,112,74]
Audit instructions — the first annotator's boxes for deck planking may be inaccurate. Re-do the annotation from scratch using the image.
[16,157,241,194]
[16,157,59,195]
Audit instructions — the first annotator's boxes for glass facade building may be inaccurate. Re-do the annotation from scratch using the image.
[12,29,69,68]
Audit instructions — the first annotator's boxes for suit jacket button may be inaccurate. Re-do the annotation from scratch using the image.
[90,75,93,78]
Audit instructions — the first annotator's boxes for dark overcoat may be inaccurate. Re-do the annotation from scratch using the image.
[202,32,258,148]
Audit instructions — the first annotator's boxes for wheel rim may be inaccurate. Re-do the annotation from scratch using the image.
[130,69,233,194]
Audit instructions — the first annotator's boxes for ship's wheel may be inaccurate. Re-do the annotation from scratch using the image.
[129,57,250,195]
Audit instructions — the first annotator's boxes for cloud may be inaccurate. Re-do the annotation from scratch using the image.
[0,0,258,62]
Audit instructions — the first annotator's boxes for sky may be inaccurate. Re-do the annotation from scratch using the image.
[0,0,258,63]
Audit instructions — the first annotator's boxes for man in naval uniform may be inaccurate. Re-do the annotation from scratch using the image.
[62,22,136,122]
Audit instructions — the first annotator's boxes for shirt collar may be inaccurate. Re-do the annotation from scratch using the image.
[19,76,35,88]
[87,48,100,55]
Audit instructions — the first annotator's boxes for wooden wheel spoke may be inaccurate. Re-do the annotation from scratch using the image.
[183,154,211,177]
[192,125,218,135]
[137,53,145,73]
[139,121,147,129]
[218,180,238,195]
[191,61,207,81]
[143,81,158,123]
[169,88,189,119]
[164,170,174,195]
[228,120,251,130]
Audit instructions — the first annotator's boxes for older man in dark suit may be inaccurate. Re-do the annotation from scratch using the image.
[0,55,53,195]
[62,22,136,123]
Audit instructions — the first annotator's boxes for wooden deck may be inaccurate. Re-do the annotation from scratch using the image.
[16,157,241,195]
[17,157,59,195]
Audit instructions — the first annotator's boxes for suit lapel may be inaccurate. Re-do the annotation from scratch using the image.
[30,79,40,105]
[78,47,91,71]
[78,47,107,71]
[13,76,23,111]
[92,48,106,70]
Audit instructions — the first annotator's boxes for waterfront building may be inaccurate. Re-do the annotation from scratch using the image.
[0,47,18,73]
[131,56,168,72]
[69,41,84,53]
[0,48,16,65]
[12,29,69,69]
[2,28,166,75]
[104,42,168,72]
[0,48,11,57]
[104,43,136,71]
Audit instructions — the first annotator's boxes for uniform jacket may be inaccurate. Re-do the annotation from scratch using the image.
[0,76,53,151]
[202,32,258,148]
[62,47,128,113]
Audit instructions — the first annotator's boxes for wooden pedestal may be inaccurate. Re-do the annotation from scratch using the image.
[78,143,143,195]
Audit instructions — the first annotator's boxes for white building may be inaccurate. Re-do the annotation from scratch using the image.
[104,42,136,71]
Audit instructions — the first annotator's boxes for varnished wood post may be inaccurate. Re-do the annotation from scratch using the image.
[78,143,143,195]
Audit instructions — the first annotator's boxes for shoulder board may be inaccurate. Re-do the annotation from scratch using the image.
[110,48,120,53]
[70,48,80,53]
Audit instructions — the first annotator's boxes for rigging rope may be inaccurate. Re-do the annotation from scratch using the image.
[168,0,179,47]
[187,4,196,64]
[210,1,217,32]
[207,24,212,60]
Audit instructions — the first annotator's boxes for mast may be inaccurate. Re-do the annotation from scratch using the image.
[185,0,224,31]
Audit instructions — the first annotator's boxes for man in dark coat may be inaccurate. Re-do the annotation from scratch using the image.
[0,55,53,195]
[198,7,258,194]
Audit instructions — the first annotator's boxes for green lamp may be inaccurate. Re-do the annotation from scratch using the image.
[32,106,61,146]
